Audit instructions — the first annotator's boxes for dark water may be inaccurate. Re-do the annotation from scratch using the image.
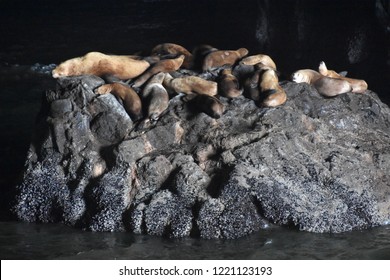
[0,0,389,259]
[1,222,390,260]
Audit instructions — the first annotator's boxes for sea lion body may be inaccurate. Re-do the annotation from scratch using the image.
[141,72,169,121]
[219,68,243,98]
[292,69,352,97]
[192,44,218,71]
[259,69,287,107]
[52,52,150,80]
[132,55,185,88]
[96,82,143,121]
[244,70,261,101]
[151,43,193,69]
[186,94,224,119]
[318,61,368,93]
[239,54,277,70]
[202,48,249,71]
[163,74,218,96]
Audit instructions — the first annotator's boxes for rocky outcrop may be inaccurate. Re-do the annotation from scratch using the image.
[14,75,390,238]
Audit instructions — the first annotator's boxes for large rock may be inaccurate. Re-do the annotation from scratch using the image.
[14,75,390,238]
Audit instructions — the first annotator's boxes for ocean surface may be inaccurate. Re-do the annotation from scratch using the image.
[0,0,389,260]
[1,221,390,260]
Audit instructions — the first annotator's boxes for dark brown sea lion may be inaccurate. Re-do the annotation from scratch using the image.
[202,48,249,71]
[132,55,185,88]
[184,94,225,119]
[95,82,143,121]
[163,73,218,96]
[141,72,169,121]
[151,43,193,69]
[244,69,262,101]
[191,44,218,71]
[239,54,277,70]
[218,68,243,98]
[259,69,287,107]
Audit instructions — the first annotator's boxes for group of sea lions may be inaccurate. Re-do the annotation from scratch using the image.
[52,42,368,124]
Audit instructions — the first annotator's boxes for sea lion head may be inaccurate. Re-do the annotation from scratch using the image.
[237,48,249,57]
[291,70,309,83]
[318,61,343,78]
[52,60,78,78]
[318,61,330,76]
[261,69,279,84]
[177,54,186,62]
[221,68,232,75]
[52,64,67,78]
[255,62,274,71]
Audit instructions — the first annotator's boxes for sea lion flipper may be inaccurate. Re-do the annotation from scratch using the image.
[339,71,348,77]
[261,89,277,97]
[182,93,197,102]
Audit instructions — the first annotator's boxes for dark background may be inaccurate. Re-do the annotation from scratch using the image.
[0,0,389,219]
[0,0,388,80]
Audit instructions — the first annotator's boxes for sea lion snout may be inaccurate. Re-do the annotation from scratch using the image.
[52,67,64,78]
[52,71,59,78]
[291,72,302,83]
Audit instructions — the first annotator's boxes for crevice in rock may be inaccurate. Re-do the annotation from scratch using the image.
[78,177,102,229]
[190,200,202,237]
[160,167,181,195]
[122,207,133,232]
[207,165,235,198]
[251,195,267,221]
[99,145,117,172]
[284,216,301,231]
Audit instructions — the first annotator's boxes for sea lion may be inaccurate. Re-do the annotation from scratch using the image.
[141,72,169,121]
[218,68,243,98]
[132,55,185,88]
[239,54,277,70]
[202,48,249,71]
[52,52,150,80]
[95,82,143,121]
[318,61,368,93]
[292,69,352,97]
[244,69,262,101]
[151,43,193,69]
[163,73,218,96]
[192,44,218,71]
[185,94,225,119]
[259,69,287,107]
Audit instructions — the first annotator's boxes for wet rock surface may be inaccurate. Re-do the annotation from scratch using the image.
[14,75,390,238]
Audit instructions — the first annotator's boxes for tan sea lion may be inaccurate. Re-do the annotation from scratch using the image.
[52,52,150,80]
[151,43,193,69]
[163,73,217,96]
[141,72,169,121]
[132,55,185,88]
[202,48,249,71]
[218,68,243,98]
[318,61,368,93]
[259,69,287,107]
[95,82,143,121]
[185,94,224,119]
[239,54,277,70]
[292,69,352,97]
